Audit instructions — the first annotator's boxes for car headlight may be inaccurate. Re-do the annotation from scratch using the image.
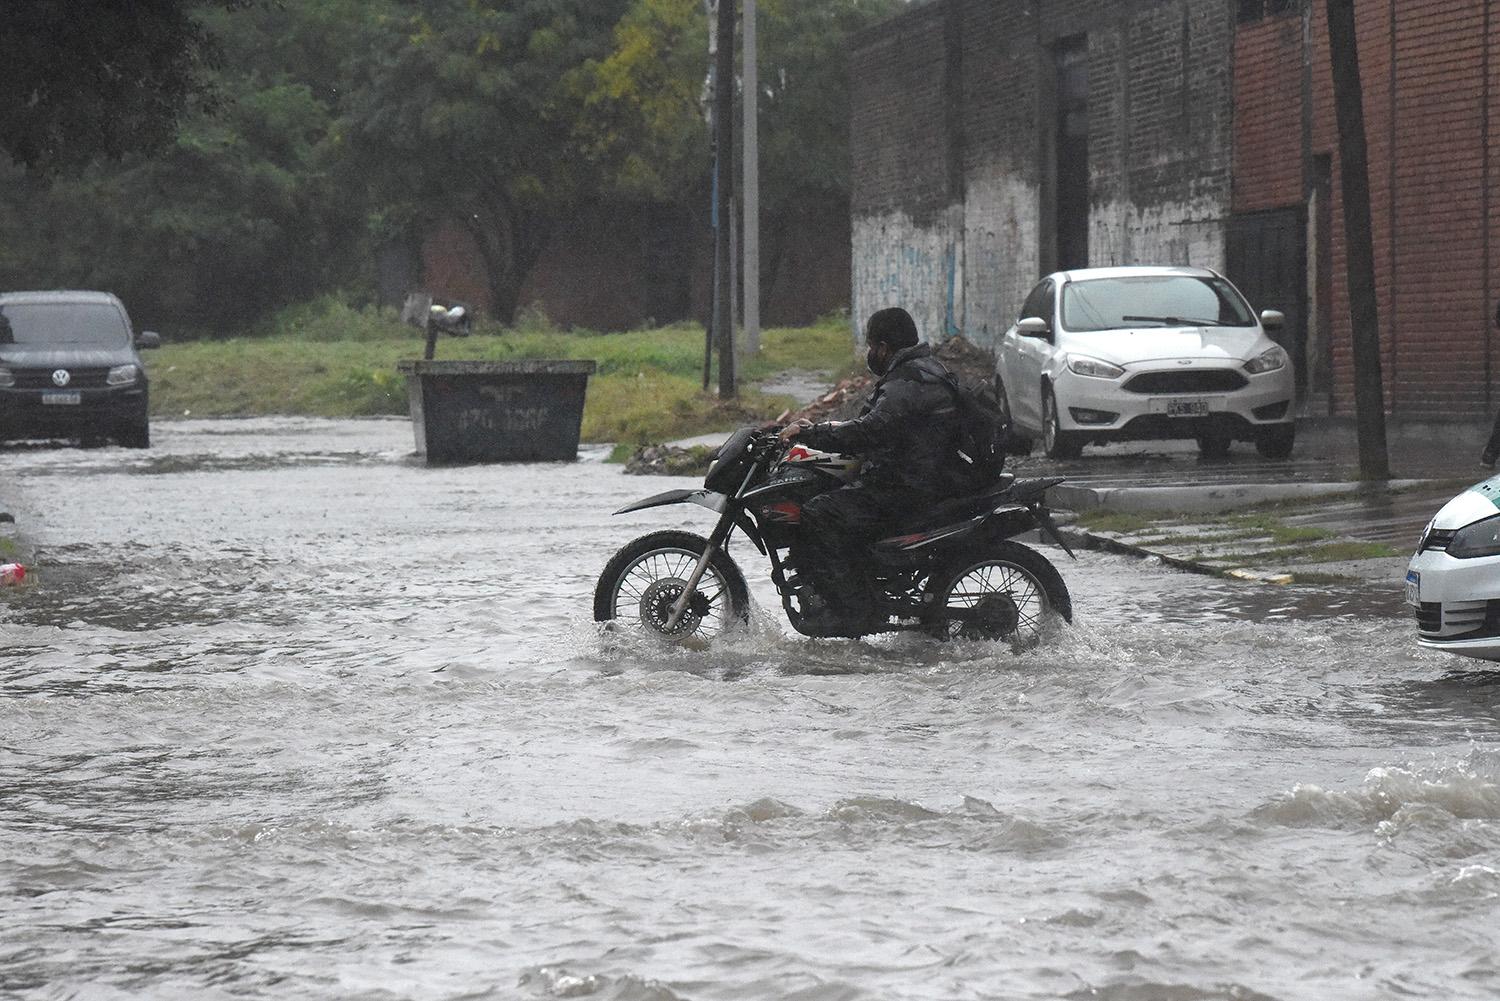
[1244,346,1287,374]
[1067,355,1125,379]
[1448,513,1500,559]
[0,367,12,388]
[106,364,139,386]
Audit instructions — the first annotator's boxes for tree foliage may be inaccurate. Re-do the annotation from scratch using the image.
[571,0,901,211]
[0,0,898,332]
[337,0,632,319]
[0,0,251,174]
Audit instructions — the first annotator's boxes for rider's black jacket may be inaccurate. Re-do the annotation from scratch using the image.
[799,343,964,495]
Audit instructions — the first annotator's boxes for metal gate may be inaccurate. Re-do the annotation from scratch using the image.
[1226,207,1307,396]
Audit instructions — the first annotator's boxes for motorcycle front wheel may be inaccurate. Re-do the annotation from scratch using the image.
[593,530,750,641]
[928,541,1072,647]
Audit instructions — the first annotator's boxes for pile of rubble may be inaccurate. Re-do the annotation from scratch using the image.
[776,334,998,425]
[624,335,1000,477]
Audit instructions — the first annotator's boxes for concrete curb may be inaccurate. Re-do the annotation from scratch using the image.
[1048,478,1434,514]
[1058,528,1231,579]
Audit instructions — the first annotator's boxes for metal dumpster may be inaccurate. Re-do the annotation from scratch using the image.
[396,359,597,464]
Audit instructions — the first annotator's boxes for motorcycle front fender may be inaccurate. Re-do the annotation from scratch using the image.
[614,488,727,516]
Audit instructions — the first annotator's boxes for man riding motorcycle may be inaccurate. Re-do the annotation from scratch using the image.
[779,307,969,635]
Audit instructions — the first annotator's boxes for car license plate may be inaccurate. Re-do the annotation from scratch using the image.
[1166,398,1210,417]
[41,392,81,406]
[1405,570,1420,606]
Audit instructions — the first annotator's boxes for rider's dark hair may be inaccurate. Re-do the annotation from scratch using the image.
[866,307,919,349]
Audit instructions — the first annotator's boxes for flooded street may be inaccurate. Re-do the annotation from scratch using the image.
[3,418,1499,1001]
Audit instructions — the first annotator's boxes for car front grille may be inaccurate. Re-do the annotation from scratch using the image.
[1122,370,1249,394]
[10,367,111,389]
[1416,598,1500,638]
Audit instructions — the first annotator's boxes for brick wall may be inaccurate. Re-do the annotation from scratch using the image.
[851,0,1235,353]
[1235,0,1499,418]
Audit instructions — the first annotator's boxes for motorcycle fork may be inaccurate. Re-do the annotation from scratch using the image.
[663,460,761,632]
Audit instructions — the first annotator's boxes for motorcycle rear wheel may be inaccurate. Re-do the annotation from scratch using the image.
[594,530,750,641]
[928,541,1072,647]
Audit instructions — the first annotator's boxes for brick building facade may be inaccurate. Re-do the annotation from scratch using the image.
[851,0,1235,354]
[854,0,1500,419]
[1235,0,1500,418]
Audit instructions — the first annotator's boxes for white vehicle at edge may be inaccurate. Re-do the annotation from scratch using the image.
[997,266,1297,460]
[1407,477,1500,661]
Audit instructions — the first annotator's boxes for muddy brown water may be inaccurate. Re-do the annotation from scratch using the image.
[2,418,1498,1001]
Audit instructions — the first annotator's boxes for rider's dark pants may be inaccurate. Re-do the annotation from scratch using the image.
[799,482,930,624]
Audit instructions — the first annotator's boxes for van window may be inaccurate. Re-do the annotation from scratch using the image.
[0,303,131,346]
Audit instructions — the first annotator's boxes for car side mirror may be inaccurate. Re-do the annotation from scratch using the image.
[136,331,162,349]
[1016,316,1051,338]
[1259,310,1284,331]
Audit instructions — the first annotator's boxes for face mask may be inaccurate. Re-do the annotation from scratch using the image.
[866,343,888,376]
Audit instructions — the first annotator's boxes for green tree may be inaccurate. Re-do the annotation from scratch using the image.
[338,0,632,321]
[0,0,251,174]
[0,2,368,332]
[570,0,900,294]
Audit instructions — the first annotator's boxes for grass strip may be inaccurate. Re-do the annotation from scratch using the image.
[145,299,859,446]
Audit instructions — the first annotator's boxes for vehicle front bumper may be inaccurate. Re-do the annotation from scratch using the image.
[1051,364,1294,439]
[0,386,148,439]
[1406,547,1500,661]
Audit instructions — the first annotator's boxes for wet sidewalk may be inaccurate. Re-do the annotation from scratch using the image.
[1038,417,1493,584]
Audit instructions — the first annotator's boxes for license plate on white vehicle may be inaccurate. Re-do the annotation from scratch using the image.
[41,392,81,405]
[1405,570,1420,606]
[1165,398,1210,417]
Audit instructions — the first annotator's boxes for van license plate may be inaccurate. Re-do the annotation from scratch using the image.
[1405,570,1420,606]
[1166,399,1209,417]
[41,392,81,405]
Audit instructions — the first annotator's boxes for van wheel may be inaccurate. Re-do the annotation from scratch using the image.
[1042,387,1083,460]
[116,419,150,449]
[1255,423,1295,459]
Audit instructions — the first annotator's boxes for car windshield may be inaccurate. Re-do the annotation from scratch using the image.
[0,302,130,347]
[1061,276,1255,332]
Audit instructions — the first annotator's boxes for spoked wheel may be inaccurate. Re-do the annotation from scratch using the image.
[928,541,1072,648]
[593,530,749,641]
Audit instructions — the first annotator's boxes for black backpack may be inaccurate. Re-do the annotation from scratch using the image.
[896,363,1015,489]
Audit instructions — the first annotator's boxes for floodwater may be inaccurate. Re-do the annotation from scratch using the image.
[2,418,1498,1001]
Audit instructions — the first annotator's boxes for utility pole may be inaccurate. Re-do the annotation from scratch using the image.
[1325,0,1389,479]
[712,0,737,397]
[742,0,760,356]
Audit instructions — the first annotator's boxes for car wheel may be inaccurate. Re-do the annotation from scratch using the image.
[1196,432,1231,460]
[1255,422,1295,459]
[1042,386,1083,460]
[116,418,150,449]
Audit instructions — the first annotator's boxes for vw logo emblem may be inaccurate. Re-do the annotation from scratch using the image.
[52,369,71,387]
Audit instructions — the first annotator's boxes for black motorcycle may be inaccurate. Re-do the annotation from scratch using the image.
[594,427,1075,645]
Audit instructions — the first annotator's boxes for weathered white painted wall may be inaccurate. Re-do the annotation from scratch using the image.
[850,205,965,346]
[961,174,1042,352]
[1089,196,1227,274]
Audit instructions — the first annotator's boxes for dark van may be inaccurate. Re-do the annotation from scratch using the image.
[0,290,159,448]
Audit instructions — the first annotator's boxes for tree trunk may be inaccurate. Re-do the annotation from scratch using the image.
[1325,0,1390,480]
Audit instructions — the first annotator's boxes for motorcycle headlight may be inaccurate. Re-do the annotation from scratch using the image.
[1244,346,1287,374]
[1448,512,1500,559]
[1067,355,1125,380]
[0,367,12,388]
[106,364,139,386]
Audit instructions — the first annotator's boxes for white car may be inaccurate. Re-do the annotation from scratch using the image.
[1407,478,1500,661]
[996,266,1297,460]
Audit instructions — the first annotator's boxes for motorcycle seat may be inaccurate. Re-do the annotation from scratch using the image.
[903,475,1017,530]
